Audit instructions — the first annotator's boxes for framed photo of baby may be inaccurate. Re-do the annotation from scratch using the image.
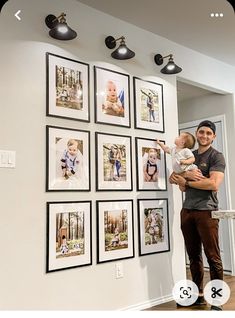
[95,132,133,191]
[46,53,89,122]
[135,137,167,191]
[94,66,130,127]
[137,199,170,256]
[46,201,92,272]
[46,125,90,191]
[133,77,164,132]
[96,200,134,263]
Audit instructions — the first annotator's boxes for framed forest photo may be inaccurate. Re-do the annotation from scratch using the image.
[46,125,90,191]
[46,201,92,272]
[94,66,130,127]
[95,132,132,191]
[135,137,167,191]
[46,52,89,122]
[96,200,134,263]
[133,77,164,132]
[137,199,170,256]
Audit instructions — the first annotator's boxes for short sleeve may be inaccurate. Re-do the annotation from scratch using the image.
[182,148,194,159]
[210,152,226,173]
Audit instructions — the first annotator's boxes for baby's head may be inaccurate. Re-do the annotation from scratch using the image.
[148,148,158,164]
[67,139,79,156]
[175,132,196,149]
[106,80,118,102]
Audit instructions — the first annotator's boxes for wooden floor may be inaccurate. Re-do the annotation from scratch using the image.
[146,269,235,311]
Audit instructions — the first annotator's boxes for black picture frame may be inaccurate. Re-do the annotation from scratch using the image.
[135,137,167,191]
[46,125,91,192]
[46,201,92,273]
[46,52,90,122]
[96,199,134,264]
[133,77,164,132]
[95,132,133,191]
[94,66,131,127]
[137,198,170,256]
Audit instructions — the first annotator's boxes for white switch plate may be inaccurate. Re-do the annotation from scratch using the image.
[0,150,16,168]
[115,262,124,279]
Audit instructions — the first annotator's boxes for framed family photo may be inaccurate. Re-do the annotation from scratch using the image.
[46,53,89,122]
[137,199,170,256]
[135,137,167,191]
[96,200,134,263]
[133,77,164,132]
[46,125,90,191]
[46,201,92,272]
[94,66,130,127]
[95,132,133,191]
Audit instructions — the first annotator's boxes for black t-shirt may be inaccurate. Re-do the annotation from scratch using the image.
[183,147,225,210]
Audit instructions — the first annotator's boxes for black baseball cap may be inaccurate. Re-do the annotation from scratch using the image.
[197,120,216,134]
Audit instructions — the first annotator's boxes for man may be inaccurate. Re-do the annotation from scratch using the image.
[170,120,225,310]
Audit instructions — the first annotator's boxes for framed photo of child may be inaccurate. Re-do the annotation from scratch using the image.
[96,200,134,263]
[137,198,170,256]
[95,132,133,191]
[94,66,130,127]
[46,52,89,122]
[135,137,167,191]
[133,77,164,132]
[46,125,90,191]
[46,201,92,272]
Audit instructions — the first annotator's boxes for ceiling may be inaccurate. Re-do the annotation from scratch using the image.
[79,0,234,101]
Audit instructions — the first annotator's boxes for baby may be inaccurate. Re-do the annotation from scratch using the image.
[156,132,197,174]
[143,148,158,182]
[61,139,80,179]
[103,80,124,116]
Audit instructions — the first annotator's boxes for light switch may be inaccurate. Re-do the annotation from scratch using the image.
[0,150,16,168]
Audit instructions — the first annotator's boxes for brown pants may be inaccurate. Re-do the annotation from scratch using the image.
[181,208,223,293]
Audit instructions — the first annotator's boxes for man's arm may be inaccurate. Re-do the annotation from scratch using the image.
[172,170,224,191]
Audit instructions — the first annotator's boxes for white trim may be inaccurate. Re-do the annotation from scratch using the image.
[120,294,173,311]
[179,115,235,275]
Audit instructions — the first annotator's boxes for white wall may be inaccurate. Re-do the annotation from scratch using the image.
[0,0,235,310]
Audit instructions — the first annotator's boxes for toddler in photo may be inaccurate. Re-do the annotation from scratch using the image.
[156,132,197,174]
[61,139,80,179]
[103,80,124,116]
[143,148,158,182]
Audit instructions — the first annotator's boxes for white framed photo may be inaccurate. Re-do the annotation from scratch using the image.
[46,201,92,272]
[95,132,133,191]
[137,199,170,256]
[94,66,130,127]
[96,200,134,263]
[46,53,89,122]
[135,137,167,191]
[134,77,164,132]
[46,125,90,191]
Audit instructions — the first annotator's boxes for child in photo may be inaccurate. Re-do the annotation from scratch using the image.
[143,148,158,182]
[61,139,80,179]
[103,80,124,116]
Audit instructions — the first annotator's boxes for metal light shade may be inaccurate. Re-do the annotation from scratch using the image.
[111,43,135,60]
[105,35,135,60]
[45,13,77,40]
[154,53,182,74]
[161,61,182,74]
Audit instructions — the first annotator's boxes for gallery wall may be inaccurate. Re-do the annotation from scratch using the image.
[0,0,235,310]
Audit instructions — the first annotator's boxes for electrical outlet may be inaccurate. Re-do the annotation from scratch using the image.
[115,262,124,279]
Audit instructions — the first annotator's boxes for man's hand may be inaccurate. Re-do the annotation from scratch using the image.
[185,169,205,181]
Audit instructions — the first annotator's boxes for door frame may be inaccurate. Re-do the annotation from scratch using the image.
[179,114,235,275]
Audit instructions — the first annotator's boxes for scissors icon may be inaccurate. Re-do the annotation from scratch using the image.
[211,287,222,298]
